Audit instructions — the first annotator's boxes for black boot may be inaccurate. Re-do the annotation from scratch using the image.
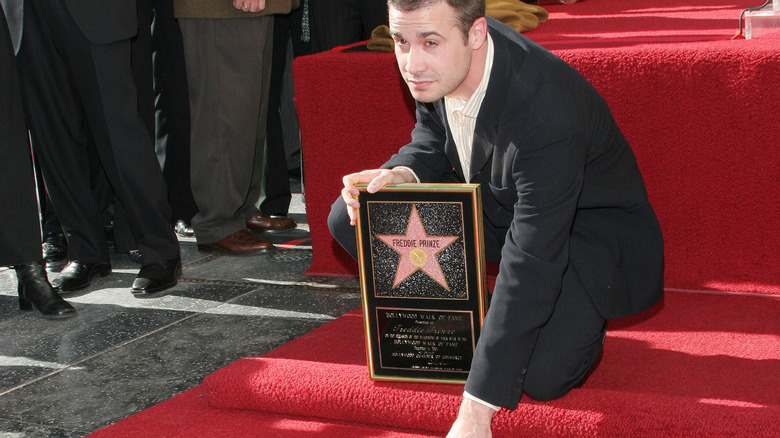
[15,260,77,320]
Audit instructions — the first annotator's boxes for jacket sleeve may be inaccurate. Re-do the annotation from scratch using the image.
[464,117,588,408]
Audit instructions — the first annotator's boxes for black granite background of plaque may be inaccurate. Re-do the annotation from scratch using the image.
[355,184,488,384]
[368,201,467,299]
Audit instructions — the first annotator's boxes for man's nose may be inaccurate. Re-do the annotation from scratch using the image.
[405,47,426,75]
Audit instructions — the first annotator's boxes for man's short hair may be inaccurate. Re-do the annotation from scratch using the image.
[387,0,486,42]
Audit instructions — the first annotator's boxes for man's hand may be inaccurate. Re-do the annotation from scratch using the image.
[446,398,496,438]
[233,0,266,13]
[340,167,416,225]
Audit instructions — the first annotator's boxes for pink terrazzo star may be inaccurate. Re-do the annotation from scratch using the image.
[376,205,458,290]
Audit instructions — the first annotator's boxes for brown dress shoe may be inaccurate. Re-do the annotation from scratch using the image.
[246,212,295,233]
[197,230,274,255]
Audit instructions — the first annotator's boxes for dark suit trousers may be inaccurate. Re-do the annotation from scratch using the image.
[17,0,180,265]
[0,7,41,266]
[308,0,387,53]
[260,13,294,217]
[328,195,606,404]
[108,0,197,253]
[179,17,273,244]
[135,0,198,224]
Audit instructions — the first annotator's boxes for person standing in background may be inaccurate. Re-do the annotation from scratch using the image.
[1,2,76,318]
[16,0,182,296]
[175,0,298,256]
[260,3,308,223]
[134,0,199,239]
[90,0,199,267]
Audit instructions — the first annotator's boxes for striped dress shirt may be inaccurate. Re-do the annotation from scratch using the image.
[444,33,494,182]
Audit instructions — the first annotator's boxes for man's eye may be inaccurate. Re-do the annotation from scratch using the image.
[395,38,408,45]
[424,40,438,47]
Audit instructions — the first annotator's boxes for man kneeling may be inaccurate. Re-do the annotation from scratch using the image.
[329,1,664,436]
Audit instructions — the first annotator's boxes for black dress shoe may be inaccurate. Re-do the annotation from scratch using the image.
[104,220,115,247]
[52,260,112,292]
[132,257,182,296]
[15,260,77,320]
[128,250,143,264]
[174,220,195,237]
[42,231,68,269]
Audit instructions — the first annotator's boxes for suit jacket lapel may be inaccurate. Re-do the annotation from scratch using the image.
[469,27,509,181]
[470,117,498,181]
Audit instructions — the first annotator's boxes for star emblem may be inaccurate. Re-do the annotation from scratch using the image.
[376,204,459,290]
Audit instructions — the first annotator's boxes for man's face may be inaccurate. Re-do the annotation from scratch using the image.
[389,2,474,102]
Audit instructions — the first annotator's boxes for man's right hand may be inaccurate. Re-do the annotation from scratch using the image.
[341,167,416,225]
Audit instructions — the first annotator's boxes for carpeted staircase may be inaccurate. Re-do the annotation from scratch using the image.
[90,291,779,437]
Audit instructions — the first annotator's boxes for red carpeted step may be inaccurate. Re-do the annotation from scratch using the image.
[201,292,780,437]
[88,387,441,437]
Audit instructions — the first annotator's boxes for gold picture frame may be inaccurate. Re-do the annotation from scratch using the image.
[355,183,488,383]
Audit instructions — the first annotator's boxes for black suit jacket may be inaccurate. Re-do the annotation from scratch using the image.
[383,18,664,407]
[63,0,137,44]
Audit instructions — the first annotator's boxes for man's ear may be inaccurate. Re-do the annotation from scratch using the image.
[469,16,488,49]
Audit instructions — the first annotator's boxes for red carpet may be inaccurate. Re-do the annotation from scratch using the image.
[293,0,780,295]
[91,291,780,437]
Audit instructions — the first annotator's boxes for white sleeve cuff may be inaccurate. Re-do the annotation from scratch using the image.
[463,391,501,411]
[392,166,420,183]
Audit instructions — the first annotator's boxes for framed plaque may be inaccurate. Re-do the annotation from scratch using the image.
[355,183,488,383]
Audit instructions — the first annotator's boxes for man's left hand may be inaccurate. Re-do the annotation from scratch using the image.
[446,398,495,438]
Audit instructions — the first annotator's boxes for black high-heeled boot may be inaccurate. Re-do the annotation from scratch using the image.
[14,260,77,320]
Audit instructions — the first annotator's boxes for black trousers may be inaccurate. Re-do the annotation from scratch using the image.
[89,0,197,254]
[261,13,295,217]
[135,0,198,224]
[17,0,180,265]
[261,8,311,216]
[328,195,607,404]
[0,6,40,266]
[308,0,387,53]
